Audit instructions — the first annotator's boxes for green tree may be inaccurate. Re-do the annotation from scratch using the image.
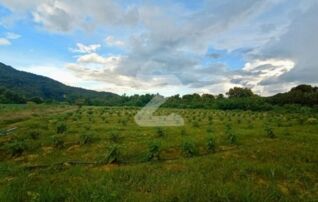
[226,87,254,98]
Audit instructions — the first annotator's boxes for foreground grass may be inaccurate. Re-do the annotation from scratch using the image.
[0,104,317,201]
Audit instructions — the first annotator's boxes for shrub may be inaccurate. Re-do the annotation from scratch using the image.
[103,145,120,164]
[7,141,27,156]
[147,142,160,161]
[56,122,67,134]
[182,141,196,157]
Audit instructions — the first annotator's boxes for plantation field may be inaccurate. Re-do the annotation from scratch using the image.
[0,104,317,201]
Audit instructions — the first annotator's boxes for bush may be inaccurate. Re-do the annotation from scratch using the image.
[147,142,160,161]
[182,141,196,157]
[56,122,67,134]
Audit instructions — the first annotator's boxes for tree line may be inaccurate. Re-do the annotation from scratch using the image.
[1,85,317,111]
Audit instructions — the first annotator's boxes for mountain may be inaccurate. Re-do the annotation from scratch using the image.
[0,62,120,105]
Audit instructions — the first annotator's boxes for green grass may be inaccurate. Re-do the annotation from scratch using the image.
[0,104,317,201]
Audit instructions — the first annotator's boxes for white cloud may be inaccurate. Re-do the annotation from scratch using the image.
[70,43,101,54]
[0,38,11,45]
[76,53,121,72]
[231,58,295,95]
[0,32,20,46]
[32,1,75,32]
[105,36,125,47]
[1,0,139,33]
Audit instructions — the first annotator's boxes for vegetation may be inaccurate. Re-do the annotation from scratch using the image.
[0,105,317,201]
[0,62,317,201]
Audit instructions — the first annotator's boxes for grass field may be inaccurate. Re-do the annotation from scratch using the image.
[0,104,317,201]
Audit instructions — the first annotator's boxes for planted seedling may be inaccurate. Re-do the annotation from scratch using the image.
[103,145,120,164]
[147,141,160,161]
[207,136,216,152]
[182,140,196,157]
[56,122,67,134]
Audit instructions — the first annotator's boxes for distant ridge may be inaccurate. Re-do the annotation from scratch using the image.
[0,62,120,104]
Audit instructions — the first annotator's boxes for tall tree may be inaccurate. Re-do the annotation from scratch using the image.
[226,87,254,98]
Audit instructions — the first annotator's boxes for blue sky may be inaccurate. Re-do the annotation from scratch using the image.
[0,0,317,96]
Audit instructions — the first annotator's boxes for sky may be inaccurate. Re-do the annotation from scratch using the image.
[0,0,317,96]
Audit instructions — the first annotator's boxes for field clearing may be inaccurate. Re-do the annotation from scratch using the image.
[0,104,317,201]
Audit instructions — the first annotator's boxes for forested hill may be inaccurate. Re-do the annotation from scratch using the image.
[0,62,120,105]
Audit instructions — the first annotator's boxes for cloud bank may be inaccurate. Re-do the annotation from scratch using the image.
[0,0,317,95]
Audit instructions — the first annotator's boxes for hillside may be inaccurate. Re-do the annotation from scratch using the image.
[268,84,318,107]
[0,62,120,105]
